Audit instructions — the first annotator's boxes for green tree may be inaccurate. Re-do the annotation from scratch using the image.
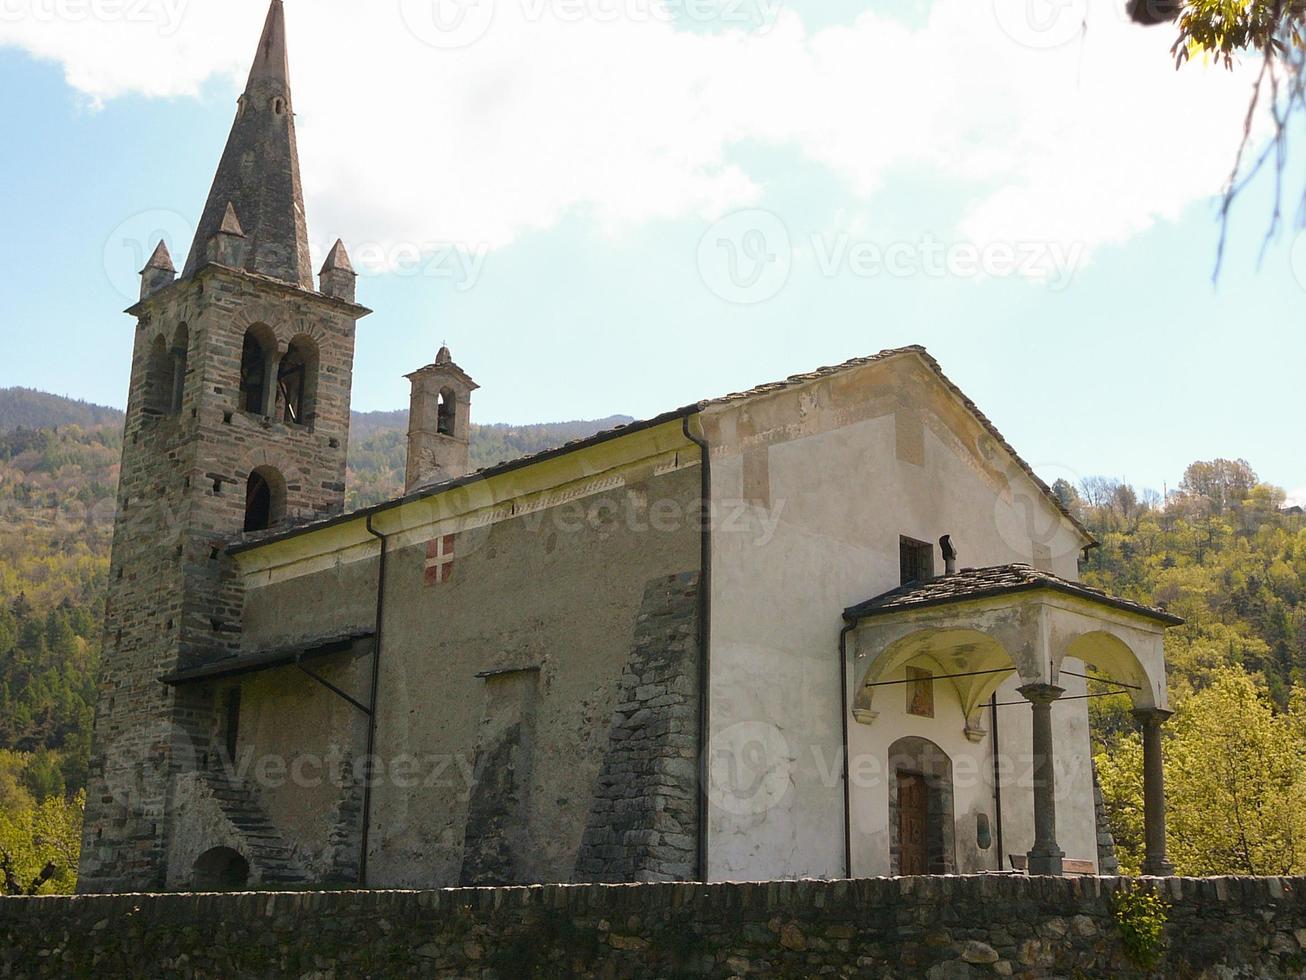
[1165,669,1306,876]
[0,790,83,895]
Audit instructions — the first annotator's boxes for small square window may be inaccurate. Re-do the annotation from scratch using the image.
[906,666,934,718]
[900,536,935,585]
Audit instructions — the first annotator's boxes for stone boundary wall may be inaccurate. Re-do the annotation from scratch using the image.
[3,876,1304,978]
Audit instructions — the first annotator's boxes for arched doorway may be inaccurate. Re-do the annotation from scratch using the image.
[887,736,956,875]
[191,847,250,891]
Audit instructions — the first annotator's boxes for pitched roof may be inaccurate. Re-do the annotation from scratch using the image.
[229,346,1094,554]
[843,564,1184,626]
[696,345,1093,544]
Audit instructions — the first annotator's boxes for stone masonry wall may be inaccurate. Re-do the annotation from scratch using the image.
[80,264,365,893]
[2,877,1304,978]
[575,570,701,883]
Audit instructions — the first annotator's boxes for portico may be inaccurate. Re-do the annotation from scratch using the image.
[843,564,1183,877]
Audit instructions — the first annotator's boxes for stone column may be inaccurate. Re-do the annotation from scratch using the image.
[1134,708,1175,876]
[1019,683,1065,876]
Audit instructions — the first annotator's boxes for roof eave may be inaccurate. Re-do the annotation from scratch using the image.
[844,581,1184,628]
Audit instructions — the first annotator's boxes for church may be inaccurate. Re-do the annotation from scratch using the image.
[78,1,1183,893]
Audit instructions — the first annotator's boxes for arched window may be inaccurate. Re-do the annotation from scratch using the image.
[240,326,275,415]
[244,466,287,532]
[278,335,318,426]
[437,388,456,436]
[170,324,189,414]
[191,847,250,891]
[142,335,172,416]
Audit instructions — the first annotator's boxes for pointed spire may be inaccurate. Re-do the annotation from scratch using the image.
[218,202,246,238]
[320,239,353,275]
[319,239,357,302]
[246,0,290,97]
[141,240,175,274]
[207,202,249,268]
[435,345,453,366]
[139,240,177,299]
[182,0,312,289]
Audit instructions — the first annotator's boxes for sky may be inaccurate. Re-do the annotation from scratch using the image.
[0,0,1302,504]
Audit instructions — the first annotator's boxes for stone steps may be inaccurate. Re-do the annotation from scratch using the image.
[202,770,310,886]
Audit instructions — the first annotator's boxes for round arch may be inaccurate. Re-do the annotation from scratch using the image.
[244,465,288,532]
[191,847,250,891]
[1061,629,1161,710]
[852,627,1027,738]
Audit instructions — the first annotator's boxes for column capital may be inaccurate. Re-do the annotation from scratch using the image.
[1018,683,1065,705]
[1132,707,1174,727]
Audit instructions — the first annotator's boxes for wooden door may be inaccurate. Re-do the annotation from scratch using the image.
[898,772,929,876]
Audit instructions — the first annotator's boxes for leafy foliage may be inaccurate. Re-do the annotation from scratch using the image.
[1167,0,1306,66]
[1070,460,1306,875]
[0,769,83,896]
[1111,888,1169,969]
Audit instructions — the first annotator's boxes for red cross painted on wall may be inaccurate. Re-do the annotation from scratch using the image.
[424,534,455,586]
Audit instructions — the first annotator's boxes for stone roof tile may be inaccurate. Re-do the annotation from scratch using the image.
[843,563,1183,626]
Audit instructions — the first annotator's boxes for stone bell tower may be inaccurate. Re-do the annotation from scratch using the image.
[405,346,478,492]
[79,0,369,892]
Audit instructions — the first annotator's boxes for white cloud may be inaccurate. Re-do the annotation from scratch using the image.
[0,0,1264,274]
[1287,486,1306,508]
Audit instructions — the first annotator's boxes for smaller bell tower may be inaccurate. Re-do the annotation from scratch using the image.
[405,346,478,492]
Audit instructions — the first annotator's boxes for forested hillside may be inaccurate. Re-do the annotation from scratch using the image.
[345,413,633,508]
[0,387,1302,890]
[0,390,123,432]
[1065,463,1306,877]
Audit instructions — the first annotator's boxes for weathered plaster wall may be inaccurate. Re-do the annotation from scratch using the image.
[5,877,1305,978]
[702,354,1097,882]
[238,554,377,647]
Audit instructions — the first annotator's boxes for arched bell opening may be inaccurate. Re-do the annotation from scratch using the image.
[244,465,288,532]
